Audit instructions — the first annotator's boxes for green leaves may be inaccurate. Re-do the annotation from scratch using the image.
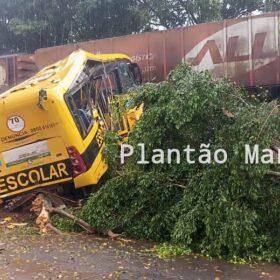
[9,19,48,36]
[0,0,271,55]
[0,0,147,53]
[81,63,280,262]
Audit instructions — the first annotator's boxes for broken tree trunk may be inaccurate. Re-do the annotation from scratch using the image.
[46,206,96,234]
[31,194,61,234]
[30,193,120,237]
[30,193,96,234]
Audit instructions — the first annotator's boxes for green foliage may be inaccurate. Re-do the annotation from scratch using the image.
[263,0,280,12]
[52,210,82,233]
[154,243,191,258]
[10,19,48,36]
[103,132,120,175]
[81,64,280,262]
[137,0,263,28]
[0,0,268,54]
[0,0,147,54]
[76,0,147,41]
[221,0,263,19]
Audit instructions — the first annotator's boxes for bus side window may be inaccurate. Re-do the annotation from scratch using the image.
[112,69,123,94]
[67,84,94,138]
[118,61,135,92]
[91,76,111,126]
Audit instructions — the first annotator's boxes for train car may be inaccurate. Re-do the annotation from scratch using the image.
[32,11,280,94]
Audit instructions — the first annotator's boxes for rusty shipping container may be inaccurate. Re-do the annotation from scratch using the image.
[0,54,37,94]
[34,12,280,89]
[2,11,280,92]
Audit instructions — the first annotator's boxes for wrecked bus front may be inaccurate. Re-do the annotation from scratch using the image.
[0,50,105,199]
[0,49,142,200]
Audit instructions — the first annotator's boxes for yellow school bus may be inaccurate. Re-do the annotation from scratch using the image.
[0,50,142,199]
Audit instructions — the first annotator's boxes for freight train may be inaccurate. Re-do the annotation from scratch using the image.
[1,11,279,96]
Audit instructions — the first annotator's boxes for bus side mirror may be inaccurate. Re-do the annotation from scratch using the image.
[131,63,142,85]
[37,88,48,110]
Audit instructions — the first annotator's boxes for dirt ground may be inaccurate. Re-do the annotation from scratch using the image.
[0,211,279,280]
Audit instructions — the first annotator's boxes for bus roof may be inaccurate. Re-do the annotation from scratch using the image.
[0,49,131,102]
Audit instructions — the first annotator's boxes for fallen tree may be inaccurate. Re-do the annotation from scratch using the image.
[28,193,121,238]
[81,64,280,262]
[30,193,96,234]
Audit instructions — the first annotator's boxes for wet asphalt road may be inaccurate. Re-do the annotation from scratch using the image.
[0,228,279,280]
